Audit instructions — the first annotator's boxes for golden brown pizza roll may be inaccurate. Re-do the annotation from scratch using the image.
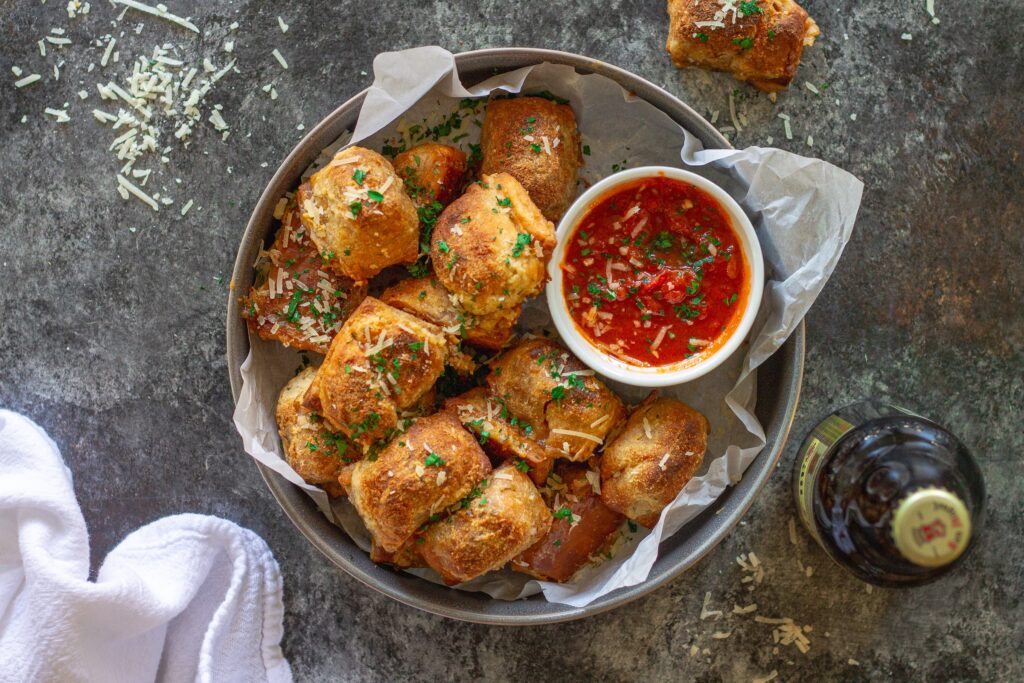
[600,393,709,527]
[430,173,555,317]
[379,276,519,352]
[420,463,552,585]
[304,297,447,452]
[275,367,358,498]
[480,97,582,221]
[487,339,626,462]
[298,146,419,281]
[442,387,552,487]
[666,0,820,93]
[241,206,367,354]
[339,412,492,553]
[394,143,468,210]
[514,461,624,582]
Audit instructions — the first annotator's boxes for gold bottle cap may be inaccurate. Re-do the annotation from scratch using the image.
[891,488,972,567]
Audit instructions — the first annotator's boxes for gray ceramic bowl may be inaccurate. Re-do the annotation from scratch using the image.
[226,48,804,625]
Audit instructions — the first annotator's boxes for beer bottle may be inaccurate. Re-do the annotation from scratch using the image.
[793,400,985,587]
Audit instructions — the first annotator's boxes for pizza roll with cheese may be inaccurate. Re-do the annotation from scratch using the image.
[420,463,552,585]
[666,0,820,93]
[514,461,624,582]
[241,206,367,354]
[486,339,626,462]
[298,146,419,281]
[380,276,519,353]
[480,97,582,221]
[394,143,468,210]
[442,387,552,487]
[304,297,447,452]
[275,367,358,498]
[430,173,555,317]
[600,393,708,527]
[339,412,492,553]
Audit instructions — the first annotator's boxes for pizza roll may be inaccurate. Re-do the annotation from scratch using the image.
[420,463,552,585]
[394,142,468,210]
[304,297,447,452]
[241,206,367,354]
[666,0,820,93]
[480,97,582,221]
[600,393,709,527]
[486,339,626,462]
[380,276,519,352]
[442,387,552,487]
[514,461,624,582]
[298,146,419,281]
[275,367,358,498]
[339,412,492,553]
[430,173,555,317]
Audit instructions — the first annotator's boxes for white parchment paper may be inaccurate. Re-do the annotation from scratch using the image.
[233,47,863,607]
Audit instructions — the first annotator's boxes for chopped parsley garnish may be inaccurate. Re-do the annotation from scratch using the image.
[551,385,566,403]
[437,240,450,253]
[514,460,530,473]
[583,144,591,156]
[511,232,532,257]
[553,507,574,522]
[695,32,709,42]
[349,201,362,217]
[367,190,384,203]
[424,452,446,467]
[306,442,318,451]
[352,169,367,185]
[653,231,674,250]
[496,196,512,208]
[725,292,738,305]
[739,0,762,16]
[733,36,754,50]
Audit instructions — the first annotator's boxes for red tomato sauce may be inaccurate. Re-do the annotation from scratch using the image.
[561,175,749,367]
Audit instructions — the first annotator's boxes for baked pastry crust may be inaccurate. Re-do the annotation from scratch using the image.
[241,207,367,354]
[304,297,447,452]
[276,367,358,497]
[514,461,624,582]
[666,0,820,92]
[600,392,709,527]
[394,142,468,209]
[430,173,555,317]
[298,146,419,281]
[487,339,626,462]
[339,412,492,553]
[480,97,582,221]
[443,387,552,487]
[420,463,552,584]
[380,275,519,353]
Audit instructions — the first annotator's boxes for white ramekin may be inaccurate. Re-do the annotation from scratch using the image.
[546,166,764,387]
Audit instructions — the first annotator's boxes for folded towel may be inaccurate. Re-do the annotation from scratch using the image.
[0,410,293,683]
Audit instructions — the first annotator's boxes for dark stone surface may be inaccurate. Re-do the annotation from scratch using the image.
[1,1,1021,681]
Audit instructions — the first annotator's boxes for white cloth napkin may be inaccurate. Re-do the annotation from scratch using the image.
[0,410,293,683]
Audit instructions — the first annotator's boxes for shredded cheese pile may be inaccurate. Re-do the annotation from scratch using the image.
[8,0,291,215]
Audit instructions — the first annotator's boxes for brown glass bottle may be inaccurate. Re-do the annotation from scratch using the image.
[793,400,985,587]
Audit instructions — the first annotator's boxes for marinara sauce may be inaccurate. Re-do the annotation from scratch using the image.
[561,175,748,367]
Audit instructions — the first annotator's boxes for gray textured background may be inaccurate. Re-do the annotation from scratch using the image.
[2,0,1022,681]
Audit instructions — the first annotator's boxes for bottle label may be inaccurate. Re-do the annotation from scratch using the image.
[794,413,857,544]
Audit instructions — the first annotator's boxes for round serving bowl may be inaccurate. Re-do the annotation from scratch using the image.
[226,48,804,624]
[547,166,765,387]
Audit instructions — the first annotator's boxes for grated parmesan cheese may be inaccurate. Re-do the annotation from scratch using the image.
[111,0,200,33]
